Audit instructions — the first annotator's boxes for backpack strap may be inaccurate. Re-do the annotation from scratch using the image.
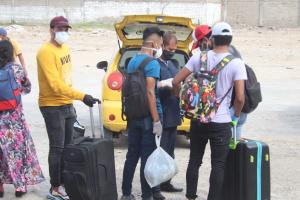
[2,62,14,70]
[210,54,234,75]
[137,56,154,73]
[214,54,235,104]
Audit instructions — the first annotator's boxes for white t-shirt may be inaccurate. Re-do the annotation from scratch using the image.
[185,50,247,123]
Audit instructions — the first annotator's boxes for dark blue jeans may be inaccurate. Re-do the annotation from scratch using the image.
[122,116,156,199]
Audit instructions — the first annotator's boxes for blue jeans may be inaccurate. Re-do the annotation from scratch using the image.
[122,116,156,199]
[230,108,248,139]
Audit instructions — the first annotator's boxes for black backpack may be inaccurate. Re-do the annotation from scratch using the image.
[232,64,262,113]
[121,57,154,120]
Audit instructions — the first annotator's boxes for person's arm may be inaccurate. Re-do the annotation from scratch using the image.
[172,67,192,86]
[233,80,245,117]
[37,50,85,101]
[159,52,199,89]
[12,64,31,94]
[232,59,247,118]
[146,77,160,122]
[17,53,26,69]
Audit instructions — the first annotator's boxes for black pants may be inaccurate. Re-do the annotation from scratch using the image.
[40,104,76,187]
[161,127,177,185]
[186,121,231,200]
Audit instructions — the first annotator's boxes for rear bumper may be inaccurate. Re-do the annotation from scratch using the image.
[102,100,127,132]
[102,100,190,133]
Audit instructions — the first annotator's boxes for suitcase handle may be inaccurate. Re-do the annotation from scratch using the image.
[73,137,93,145]
[89,100,104,139]
[229,125,238,150]
[232,125,237,144]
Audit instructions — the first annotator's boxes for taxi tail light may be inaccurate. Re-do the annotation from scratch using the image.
[107,71,124,90]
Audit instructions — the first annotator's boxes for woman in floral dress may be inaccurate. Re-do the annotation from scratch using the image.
[0,40,45,197]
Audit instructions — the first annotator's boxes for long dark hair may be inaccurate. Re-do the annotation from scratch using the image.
[0,40,14,68]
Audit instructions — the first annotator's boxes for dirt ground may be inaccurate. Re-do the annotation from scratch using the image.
[1,25,300,200]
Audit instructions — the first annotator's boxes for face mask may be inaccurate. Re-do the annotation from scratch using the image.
[154,47,163,59]
[142,46,163,58]
[55,31,69,45]
[162,50,175,60]
[199,42,208,51]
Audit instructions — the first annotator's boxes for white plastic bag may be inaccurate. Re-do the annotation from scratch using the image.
[144,135,178,187]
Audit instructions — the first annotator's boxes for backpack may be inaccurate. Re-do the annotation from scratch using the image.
[121,57,154,121]
[231,64,262,113]
[0,63,21,111]
[179,51,234,123]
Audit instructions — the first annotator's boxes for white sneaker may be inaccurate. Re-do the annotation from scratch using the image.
[47,186,70,200]
[58,186,69,200]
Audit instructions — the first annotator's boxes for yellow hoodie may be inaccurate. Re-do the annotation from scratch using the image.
[37,42,85,107]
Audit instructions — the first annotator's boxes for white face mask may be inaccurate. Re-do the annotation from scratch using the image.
[142,46,163,58]
[154,47,163,58]
[55,31,69,45]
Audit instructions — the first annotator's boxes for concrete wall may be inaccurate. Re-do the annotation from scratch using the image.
[0,0,299,27]
[226,0,300,27]
[0,0,221,25]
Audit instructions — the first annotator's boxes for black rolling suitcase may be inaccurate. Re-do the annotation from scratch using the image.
[222,126,271,200]
[63,102,118,200]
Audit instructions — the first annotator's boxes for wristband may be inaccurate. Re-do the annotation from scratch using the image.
[231,115,239,126]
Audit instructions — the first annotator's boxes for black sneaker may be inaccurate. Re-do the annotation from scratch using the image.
[153,191,165,200]
[160,183,183,193]
[120,194,136,200]
[15,191,27,198]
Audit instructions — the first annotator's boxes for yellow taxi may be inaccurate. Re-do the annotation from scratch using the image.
[97,15,194,138]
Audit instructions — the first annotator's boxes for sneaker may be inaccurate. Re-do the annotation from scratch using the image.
[47,186,70,200]
[160,183,183,193]
[120,194,136,200]
[15,191,27,198]
[153,191,165,200]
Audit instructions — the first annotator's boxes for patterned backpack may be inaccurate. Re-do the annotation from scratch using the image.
[179,51,234,123]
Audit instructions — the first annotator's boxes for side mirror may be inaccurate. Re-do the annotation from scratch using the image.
[96,61,108,71]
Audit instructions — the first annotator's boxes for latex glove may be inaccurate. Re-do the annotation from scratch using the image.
[153,121,163,136]
[83,95,99,107]
[231,115,240,126]
[157,78,173,88]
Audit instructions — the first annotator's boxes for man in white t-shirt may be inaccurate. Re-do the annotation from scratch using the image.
[191,25,247,139]
[158,22,247,200]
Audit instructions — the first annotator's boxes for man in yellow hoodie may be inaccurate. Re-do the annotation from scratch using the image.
[37,16,97,200]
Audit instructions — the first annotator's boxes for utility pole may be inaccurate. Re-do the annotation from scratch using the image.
[206,0,208,24]
[258,0,263,27]
[11,0,15,23]
[298,0,300,26]
[222,0,228,21]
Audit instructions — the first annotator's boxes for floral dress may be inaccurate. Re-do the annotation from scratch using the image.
[0,63,45,192]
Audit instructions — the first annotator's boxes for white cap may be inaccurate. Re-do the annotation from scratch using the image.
[211,22,233,37]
